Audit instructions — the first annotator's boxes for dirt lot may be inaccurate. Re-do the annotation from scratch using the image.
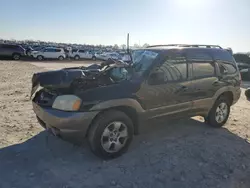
[0,61,250,188]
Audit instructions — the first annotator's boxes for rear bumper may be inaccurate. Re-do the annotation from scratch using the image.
[33,102,99,143]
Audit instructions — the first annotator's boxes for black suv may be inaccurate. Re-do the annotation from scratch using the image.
[0,44,26,60]
[31,44,241,159]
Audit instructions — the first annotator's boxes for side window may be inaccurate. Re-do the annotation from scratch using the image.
[55,49,61,52]
[217,62,237,75]
[192,62,215,78]
[79,50,85,53]
[150,53,187,84]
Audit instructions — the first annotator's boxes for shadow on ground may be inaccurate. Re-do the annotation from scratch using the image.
[1,118,250,188]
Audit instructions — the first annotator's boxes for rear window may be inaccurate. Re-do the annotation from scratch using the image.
[218,62,237,75]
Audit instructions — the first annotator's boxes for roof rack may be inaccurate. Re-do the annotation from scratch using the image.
[147,44,222,49]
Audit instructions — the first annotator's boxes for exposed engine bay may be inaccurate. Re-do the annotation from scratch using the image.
[31,59,131,99]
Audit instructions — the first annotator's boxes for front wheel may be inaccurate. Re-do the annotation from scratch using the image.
[58,56,64,61]
[74,55,80,60]
[206,97,230,127]
[12,53,21,60]
[88,110,134,159]
[37,55,43,61]
[92,56,96,61]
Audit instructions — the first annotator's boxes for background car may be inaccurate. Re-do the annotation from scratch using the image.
[70,49,96,60]
[31,47,66,60]
[96,52,121,61]
[0,44,26,60]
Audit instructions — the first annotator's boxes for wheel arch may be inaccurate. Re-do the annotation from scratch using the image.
[86,98,145,137]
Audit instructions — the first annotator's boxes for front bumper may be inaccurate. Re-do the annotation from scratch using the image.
[33,102,99,143]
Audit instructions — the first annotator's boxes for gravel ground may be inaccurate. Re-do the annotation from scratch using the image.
[0,61,250,188]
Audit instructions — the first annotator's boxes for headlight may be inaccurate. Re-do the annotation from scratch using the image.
[52,95,82,111]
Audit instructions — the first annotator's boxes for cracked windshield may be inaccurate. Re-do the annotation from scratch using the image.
[0,0,250,188]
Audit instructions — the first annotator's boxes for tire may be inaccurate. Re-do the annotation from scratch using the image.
[88,110,134,159]
[37,55,43,61]
[92,56,96,61]
[58,56,64,61]
[206,96,231,127]
[12,53,21,60]
[74,55,80,60]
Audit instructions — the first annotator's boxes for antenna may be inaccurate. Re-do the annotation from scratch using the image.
[127,33,129,53]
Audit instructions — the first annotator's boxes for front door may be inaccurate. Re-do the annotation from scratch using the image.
[138,51,193,119]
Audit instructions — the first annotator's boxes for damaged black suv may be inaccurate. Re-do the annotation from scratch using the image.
[31,44,241,159]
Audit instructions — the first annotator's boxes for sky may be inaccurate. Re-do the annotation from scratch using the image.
[0,0,250,52]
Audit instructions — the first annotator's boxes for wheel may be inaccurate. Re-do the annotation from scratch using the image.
[37,55,43,61]
[206,96,230,127]
[88,110,134,159]
[92,56,96,61]
[58,56,64,61]
[74,55,80,60]
[12,53,21,60]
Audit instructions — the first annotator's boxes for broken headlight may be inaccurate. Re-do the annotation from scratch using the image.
[52,95,82,111]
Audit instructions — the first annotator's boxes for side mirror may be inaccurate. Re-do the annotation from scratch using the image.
[148,71,165,85]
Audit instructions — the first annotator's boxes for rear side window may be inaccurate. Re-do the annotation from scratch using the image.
[192,62,215,79]
[55,49,61,52]
[218,62,237,75]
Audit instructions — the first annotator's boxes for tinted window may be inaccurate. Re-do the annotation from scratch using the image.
[72,49,78,53]
[153,53,187,83]
[55,49,61,52]
[187,51,213,61]
[193,62,215,78]
[79,50,85,53]
[218,62,237,75]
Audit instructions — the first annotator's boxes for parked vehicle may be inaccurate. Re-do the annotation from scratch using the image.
[31,47,66,60]
[96,52,121,61]
[31,44,241,159]
[0,44,26,60]
[70,49,96,60]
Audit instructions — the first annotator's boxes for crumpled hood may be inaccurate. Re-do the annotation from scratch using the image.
[31,68,85,97]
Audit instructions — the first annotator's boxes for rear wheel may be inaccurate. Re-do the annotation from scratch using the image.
[88,110,134,159]
[12,53,21,60]
[37,55,43,61]
[206,97,230,127]
[58,56,64,61]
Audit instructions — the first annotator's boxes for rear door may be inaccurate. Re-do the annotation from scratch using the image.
[186,49,218,111]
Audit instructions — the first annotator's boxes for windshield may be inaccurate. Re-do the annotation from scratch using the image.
[131,50,159,74]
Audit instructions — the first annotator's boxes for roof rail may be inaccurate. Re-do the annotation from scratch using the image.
[147,44,222,49]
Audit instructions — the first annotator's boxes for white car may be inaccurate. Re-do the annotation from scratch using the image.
[31,47,66,60]
[96,52,121,61]
[70,49,96,60]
